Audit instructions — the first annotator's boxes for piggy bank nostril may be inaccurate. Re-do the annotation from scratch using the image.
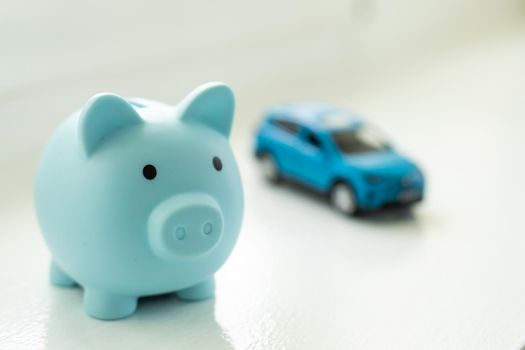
[174,226,186,240]
[202,222,213,235]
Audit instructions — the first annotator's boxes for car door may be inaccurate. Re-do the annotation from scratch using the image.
[266,119,302,176]
[286,128,332,190]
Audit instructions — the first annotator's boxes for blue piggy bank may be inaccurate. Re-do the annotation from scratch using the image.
[35,82,244,320]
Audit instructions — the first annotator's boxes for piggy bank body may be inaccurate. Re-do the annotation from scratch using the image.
[34,83,243,320]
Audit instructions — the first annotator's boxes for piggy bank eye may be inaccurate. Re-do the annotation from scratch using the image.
[212,156,222,171]
[143,164,157,180]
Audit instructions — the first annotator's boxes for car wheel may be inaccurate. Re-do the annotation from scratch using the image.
[259,153,281,182]
[330,182,357,216]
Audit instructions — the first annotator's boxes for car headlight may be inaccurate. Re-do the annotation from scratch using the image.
[365,174,382,184]
[402,169,424,186]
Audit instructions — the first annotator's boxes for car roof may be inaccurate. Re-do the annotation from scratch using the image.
[266,102,362,132]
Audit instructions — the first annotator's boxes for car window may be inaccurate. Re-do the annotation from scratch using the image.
[331,126,388,154]
[272,119,300,135]
[304,130,322,149]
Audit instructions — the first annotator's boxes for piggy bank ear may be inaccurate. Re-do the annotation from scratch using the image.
[179,82,235,137]
[79,93,143,157]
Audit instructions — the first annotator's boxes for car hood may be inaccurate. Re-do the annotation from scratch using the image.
[343,151,418,177]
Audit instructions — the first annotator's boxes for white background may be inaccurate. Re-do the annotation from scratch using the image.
[1,1,525,349]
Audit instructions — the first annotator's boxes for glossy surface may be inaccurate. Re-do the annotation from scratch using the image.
[254,105,424,210]
[34,83,244,319]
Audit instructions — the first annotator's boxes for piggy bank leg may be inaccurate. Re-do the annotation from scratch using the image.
[83,289,138,320]
[177,277,215,301]
[50,261,77,287]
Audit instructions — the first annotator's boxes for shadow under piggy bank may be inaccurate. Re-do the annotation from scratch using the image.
[44,287,233,350]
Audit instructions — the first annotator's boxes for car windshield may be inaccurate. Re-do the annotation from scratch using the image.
[331,126,389,154]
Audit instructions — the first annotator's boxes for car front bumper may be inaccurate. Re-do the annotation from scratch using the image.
[357,180,425,210]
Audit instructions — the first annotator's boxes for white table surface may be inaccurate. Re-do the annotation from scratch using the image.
[1,1,525,349]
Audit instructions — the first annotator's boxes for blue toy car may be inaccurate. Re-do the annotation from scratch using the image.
[254,103,424,215]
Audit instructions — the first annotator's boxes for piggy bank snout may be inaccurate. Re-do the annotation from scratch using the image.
[148,193,223,260]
